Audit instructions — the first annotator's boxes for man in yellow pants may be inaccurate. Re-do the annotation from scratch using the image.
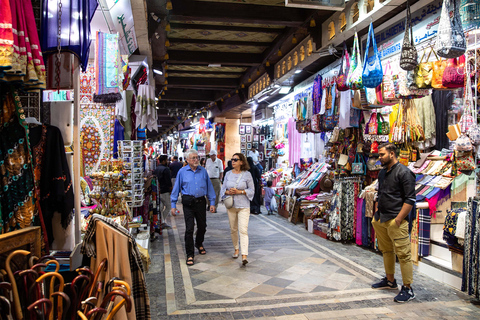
[372,143,416,303]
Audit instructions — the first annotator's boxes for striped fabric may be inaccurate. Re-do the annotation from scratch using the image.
[418,209,431,257]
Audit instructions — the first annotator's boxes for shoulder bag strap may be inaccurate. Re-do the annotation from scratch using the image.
[234,171,246,188]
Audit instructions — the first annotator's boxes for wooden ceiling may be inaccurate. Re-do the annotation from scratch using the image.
[146,0,335,133]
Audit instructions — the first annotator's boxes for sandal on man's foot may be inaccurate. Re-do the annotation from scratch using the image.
[197,246,207,255]
[186,257,194,266]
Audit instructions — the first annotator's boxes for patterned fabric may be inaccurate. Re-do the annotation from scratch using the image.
[80,104,115,174]
[94,32,121,103]
[356,198,363,246]
[1,0,46,88]
[81,214,151,320]
[411,210,419,264]
[135,84,158,132]
[329,181,342,241]
[418,209,431,257]
[0,91,35,233]
[80,65,96,103]
[340,181,354,241]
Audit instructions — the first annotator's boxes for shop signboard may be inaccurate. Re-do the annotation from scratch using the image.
[363,0,443,62]
[102,0,138,56]
[285,0,345,11]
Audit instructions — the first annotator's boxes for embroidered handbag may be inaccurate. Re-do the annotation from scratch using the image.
[348,32,364,90]
[311,113,322,133]
[431,58,448,89]
[455,134,473,151]
[323,96,338,130]
[442,56,465,88]
[367,112,378,135]
[400,0,418,71]
[377,113,390,135]
[382,61,396,101]
[454,150,476,171]
[362,23,383,88]
[352,154,366,175]
[435,0,466,59]
[336,41,350,91]
[399,146,410,166]
[467,125,480,145]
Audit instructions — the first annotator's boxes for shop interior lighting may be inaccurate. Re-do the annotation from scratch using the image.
[279,86,291,94]
[294,68,303,74]
[154,69,163,75]
[208,63,221,67]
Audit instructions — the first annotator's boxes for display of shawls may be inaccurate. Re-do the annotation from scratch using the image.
[94,32,122,103]
[41,0,98,71]
[0,0,46,88]
[0,90,35,233]
[29,124,74,245]
[462,199,479,297]
[135,84,158,132]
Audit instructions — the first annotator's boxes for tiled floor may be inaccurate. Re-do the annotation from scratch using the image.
[146,204,480,319]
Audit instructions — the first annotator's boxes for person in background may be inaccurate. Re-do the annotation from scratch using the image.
[154,155,174,227]
[222,160,233,184]
[169,156,183,186]
[220,153,254,266]
[372,143,416,303]
[264,180,275,215]
[246,157,262,215]
[248,146,263,173]
[205,150,224,211]
[171,149,216,266]
[200,158,206,168]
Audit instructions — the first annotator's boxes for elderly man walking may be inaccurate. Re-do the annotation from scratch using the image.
[171,149,216,266]
[205,149,224,212]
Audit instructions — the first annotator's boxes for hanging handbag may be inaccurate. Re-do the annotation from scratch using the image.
[435,0,466,59]
[352,154,366,175]
[454,150,476,171]
[311,113,323,133]
[431,56,448,89]
[382,61,396,101]
[336,41,350,91]
[350,107,362,128]
[323,94,338,130]
[400,0,418,71]
[370,141,379,154]
[442,56,466,88]
[399,146,410,166]
[367,112,378,135]
[223,172,245,209]
[348,32,364,90]
[460,73,475,134]
[377,113,390,135]
[362,23,383,88]
[455,134,473,151]
[415,48,434,89]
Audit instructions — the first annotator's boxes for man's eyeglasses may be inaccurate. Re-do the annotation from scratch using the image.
[231,158,240,162]
[189,156,199,160]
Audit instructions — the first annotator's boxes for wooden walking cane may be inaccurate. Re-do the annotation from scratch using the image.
[5,250,30,320]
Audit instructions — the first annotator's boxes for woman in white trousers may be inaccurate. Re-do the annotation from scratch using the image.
[220,152,255,265]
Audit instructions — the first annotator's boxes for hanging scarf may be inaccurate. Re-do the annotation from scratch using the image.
[94,32,122,103]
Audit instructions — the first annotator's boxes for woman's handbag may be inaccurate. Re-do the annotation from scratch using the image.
[442,56,465,88]
[352,154,366,175]
[377,113,390,135]
[400,0,418,71]
[362,23,383,88]
[432,57,448,89]
[348,32,364,90]
[455,134,473,151]
[223,172,245,209]
[415,48,435,89]
[367,112,378,135]
[382,61,396,101]
[435,0,466,59]
[336,41,350,91]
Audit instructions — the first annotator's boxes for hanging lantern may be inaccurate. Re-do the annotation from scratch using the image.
[165,23,171,32]
[248,78,252,82]
[228,93,231,98]
[165,39,170,47]
[310,19,316,27]
[161,91,165,95]
[292,35,297,44]
[235,89,239,93]
[164,53,169,60]
[220,98,224,102]
[166,0,173,10]
[277,49,282,56]
[165,72,168,78]
[165,64,169,70]
[164,86,168,91]
[256,69,260,75]
[241,84,245,88]
[266,61,270,67]
[164,80,168,85]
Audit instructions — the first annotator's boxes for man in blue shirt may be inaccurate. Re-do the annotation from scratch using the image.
[171,149,216,266]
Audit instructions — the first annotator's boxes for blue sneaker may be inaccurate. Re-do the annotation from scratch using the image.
[394,285,415,303]
[371,277,398,290]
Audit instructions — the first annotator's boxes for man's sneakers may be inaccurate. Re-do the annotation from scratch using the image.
[371,277,398,290]
[394,285,415,303]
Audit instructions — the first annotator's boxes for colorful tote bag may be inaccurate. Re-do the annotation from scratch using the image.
[400,0,418,71]
[336,41,350,91]
[442,56,465,88]
[348,33,363,90]
[362,23,383,88]
[352,154,366,175]
[435,0,466,59]
[382,61,396,101]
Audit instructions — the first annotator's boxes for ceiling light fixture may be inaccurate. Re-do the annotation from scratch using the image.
[294,68,303,74]
[208,63,221,67]
[166,0,173,10]
[150,12,161,23]
[154,69,163,75]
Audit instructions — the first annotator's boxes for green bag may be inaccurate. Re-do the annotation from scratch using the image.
[377,113,390,135]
